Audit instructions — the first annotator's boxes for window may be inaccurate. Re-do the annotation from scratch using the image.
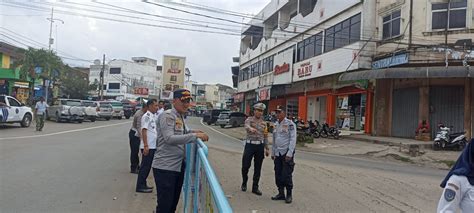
[170,76,177,82]
[261,55,274,74]
[250,61,260,78]
[296,32,323,62]
[108,83,120,89]
[103,85,107,90]
[7,97,20,107]
[432,1,467,30]
[325,13,361,52]
[109,67,121,74]
[382,10,401,39]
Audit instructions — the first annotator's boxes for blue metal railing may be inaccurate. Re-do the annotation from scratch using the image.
[182,139,232,213]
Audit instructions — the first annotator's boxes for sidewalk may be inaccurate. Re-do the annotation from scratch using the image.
[208,125,461,170]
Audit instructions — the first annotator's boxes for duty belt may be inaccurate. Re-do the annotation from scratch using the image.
[245,140,263,145]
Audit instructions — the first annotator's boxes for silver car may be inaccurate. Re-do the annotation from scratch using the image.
[95,101,113,121]
[47,99,85,123]
[216,112,247,128]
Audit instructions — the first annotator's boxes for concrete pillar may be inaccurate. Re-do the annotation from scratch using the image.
[465,78,472,139]
[374,79,391,136]
[419,80,430,125]
[298,95,307,121]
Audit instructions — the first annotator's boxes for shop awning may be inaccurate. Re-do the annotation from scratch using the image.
[339,66,473,81]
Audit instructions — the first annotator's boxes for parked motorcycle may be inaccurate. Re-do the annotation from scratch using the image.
[308,120,321,138]
[320,123,340,139]
[433,123,467,151]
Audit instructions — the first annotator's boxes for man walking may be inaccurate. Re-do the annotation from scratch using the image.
[34,97,48,131]
[241,103,270,196]
[129,102,148,174]
[157,100,165,115]
[135,99,158,193]
[153,89,209,213]
[271,105,297,203]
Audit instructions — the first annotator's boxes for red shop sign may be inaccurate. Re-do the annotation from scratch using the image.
[274,63,289,75]
[297,62,312,78]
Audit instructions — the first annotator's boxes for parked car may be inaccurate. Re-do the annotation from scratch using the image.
[0,95,33,127]
[122,102,134,119]
[47,99,85,123]
[203,109,229,125]
[96,101,113,120]
[108,101,124,119]
[216,112,247,128]
[80,100,99,122]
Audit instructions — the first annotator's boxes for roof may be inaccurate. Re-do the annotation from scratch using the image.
[339,66,474,81]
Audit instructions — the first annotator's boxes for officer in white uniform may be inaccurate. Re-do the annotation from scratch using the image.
[437,139,474,212]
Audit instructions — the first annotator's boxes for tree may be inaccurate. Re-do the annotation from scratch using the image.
[12,48,64,104]
[59,66,91,99]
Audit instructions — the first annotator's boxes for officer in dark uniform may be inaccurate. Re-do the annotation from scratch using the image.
[271,105,297,204]
[241,103,270,196]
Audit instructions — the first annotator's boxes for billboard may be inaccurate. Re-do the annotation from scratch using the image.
[161,55,186,100]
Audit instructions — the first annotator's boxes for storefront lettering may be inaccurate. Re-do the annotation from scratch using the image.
[297,62,312,78]
[274,63,289,75]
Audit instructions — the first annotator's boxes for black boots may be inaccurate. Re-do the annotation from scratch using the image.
[252,187,262,196]
[271,188,285,200]
[241,183,247,192]
[285,189,292,204]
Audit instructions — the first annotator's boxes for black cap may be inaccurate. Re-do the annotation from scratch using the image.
[173,89,193,101]
[275,105,285,113]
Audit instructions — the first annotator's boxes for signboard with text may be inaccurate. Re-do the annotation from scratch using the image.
[273,48,293,85]
[161,55,186,100]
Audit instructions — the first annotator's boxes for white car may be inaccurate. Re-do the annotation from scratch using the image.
[0,95,34,127]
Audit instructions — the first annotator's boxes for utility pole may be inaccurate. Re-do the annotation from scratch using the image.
[48,8,54,51]
[408,0,413,49]
[100,54,105,100]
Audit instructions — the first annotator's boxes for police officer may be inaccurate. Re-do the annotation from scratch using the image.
[437,139,474,212]
[271,105,297,204]
[152,89,209,213]
[241,102,270,196]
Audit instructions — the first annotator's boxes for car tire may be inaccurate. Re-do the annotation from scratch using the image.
[118,116,122,120]
[106,117,111,121]
[232,121,238,128]
[20,113,32,127]
[125,116,130,119]
[207,121,212,125]
[56,112,61,123]
[78,120,83,124]
[220,125,225,128]
[90,117,96,122]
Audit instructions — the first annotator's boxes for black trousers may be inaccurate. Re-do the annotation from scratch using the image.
[128,130,140,171]
[136,149,155,189]
[241,143,265,189]
[274,153,295,190]
[153,164,185,213]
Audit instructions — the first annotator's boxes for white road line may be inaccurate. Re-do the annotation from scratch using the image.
[198,120,242,143]
[0,121,131,140]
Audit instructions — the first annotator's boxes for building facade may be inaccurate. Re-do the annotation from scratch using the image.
[89,57,162,100]
[235,0,377,133]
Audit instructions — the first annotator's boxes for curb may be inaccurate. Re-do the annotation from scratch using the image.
[344,135,434,149]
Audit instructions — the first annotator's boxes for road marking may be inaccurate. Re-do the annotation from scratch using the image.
[0,121,131,140]
[199,120,242,143]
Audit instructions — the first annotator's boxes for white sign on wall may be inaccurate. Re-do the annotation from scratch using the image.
[273,48,294,85]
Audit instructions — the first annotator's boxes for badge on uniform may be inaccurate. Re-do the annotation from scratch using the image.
[281,124,289,133]
[175,118,183,130]
[444,188,456,202]
[166,117,174,126]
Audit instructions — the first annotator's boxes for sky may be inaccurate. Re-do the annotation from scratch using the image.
[0,0,270,87]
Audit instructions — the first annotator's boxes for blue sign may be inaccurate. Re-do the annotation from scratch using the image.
[34,67,42,74]
[372,53,409,69]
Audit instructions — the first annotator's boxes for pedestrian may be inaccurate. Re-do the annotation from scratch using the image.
[437,139,474,212]
[271,105,297,204]
[135,99,159,193]
[157,100,165,115]
[152,89,209,213]
[34,96,48,131]
[129,102,148,174]
[241,103,270,196]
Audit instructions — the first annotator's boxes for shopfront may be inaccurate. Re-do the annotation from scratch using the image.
[244,91,256,115]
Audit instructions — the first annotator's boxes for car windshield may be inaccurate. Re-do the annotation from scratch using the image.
[81,101,95,107]
[62,100,82,106]
[110,102,123,107]
[219,113,230,119]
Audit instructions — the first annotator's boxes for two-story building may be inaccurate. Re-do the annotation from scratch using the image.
[236,0,377,133]
[340,0,473,139]
[89,57,162,100]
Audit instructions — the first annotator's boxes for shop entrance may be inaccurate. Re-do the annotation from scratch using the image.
[307,96,327,123]
[336,94,366,131]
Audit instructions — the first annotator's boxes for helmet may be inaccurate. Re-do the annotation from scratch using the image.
[253,103,266,111]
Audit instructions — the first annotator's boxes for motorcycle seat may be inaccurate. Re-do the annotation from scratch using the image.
[449,132,465,137]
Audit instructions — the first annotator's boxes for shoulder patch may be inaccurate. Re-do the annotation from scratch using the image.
[447,183,459,191]
[444,188,456,202]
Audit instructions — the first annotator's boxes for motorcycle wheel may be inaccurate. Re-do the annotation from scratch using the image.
[433,142,441,151]
[320,131,328,138]
[313,131,320,138]
[458,139,467,151]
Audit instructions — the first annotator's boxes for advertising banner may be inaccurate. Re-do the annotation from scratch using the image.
[161,55,186,100]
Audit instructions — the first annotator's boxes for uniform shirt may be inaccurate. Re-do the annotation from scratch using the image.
[438,175,474,213]
[140,111,157,149]
[132,110,145,137]
[272,117,297,157]
[35,101,49,115]
[244,116,268,145]
[157,108,164,115]
[152,109,197,172]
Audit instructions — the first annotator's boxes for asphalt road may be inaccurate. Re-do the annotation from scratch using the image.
[0,116,449,212]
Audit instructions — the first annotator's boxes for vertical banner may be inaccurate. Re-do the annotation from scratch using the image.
[161,55,186,100]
